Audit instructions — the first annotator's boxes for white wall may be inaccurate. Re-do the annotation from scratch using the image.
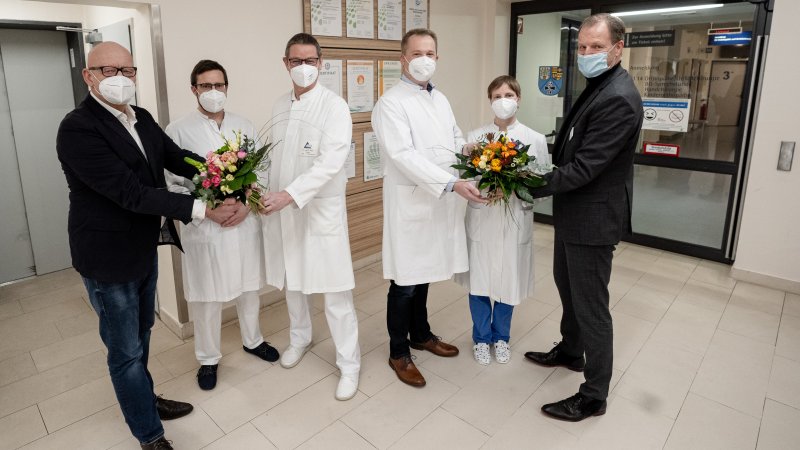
[732,0,800,292]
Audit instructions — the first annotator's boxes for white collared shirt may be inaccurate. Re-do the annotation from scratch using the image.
[91,92,146,158]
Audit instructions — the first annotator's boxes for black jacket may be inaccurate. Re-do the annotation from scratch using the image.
[534,64,644,245]
[57,95,200,282]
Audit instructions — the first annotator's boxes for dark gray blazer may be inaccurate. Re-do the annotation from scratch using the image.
[534,64,643,246]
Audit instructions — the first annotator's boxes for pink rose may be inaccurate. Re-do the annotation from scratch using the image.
[211,175,221,186]
[202,179,212,188]
[237,151,247,159]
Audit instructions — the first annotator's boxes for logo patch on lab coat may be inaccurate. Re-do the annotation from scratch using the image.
[300,141,318,157]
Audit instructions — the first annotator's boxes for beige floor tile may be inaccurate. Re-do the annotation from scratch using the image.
[613,285,676,323]
[251,373,366,449]
[38,376,117,432]
[353,283,389,316]
[204,422,276,450]
[350,343,396,397]
[649,300,722,355]
[427,280,468,309]
[675,278,732,313]
[54,310,98,339]
[19,284,86,314]
[614,340,703,419]
[534,245,554,269]
[613,246,661,271]
[513,317,561,355]
[635,272,687,296]
[574,395,673,450]
[297,420,373,450]
[148,326,185,357]
[690,330,773,418]
[155,341,199,378]
[147,356,175,387]
[718,303,780,345]
[418,330,487,388]
[0,300,83,362]
[784,293,800,318]
[757,399,800,450]
[30,329,104,372]
[767,355,800,410]
[0,268,81,303]
[0,405,46,450]
[665,393,760,450]
[350,307,390,356]
[729,281,786,316]
[531,276,564,306]
[353,269,389,296]
[0,351,107,418]
[690,260,737,289]
[342,370,459,449]
[201,351,335,433]
[533,262,553,282]
[21,406,131,450]
[0,300,23,322]
[257,301,292,337]
[611,310,656,371]
[441,355,552,435]
[390,407,488,449]
[0,352,37,387]
[161,405,224,449]
[483,399,578,450]
[776,314,800,362]
[426,296,472,344]
[509,299,558,343]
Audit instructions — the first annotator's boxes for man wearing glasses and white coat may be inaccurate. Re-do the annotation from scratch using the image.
[259,32,361,401]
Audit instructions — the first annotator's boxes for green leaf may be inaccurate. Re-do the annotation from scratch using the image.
[515,187,536,204]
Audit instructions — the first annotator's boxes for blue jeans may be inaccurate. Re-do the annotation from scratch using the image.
[469,294,514,344]
[82,258,163,444]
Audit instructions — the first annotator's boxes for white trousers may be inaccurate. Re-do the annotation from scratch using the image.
[192,290,264,365]
[285,290,361,374]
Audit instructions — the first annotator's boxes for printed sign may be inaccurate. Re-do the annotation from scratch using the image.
[643,142,680,157]
[708,31,752,46]
[538,66,563,96]
[641,98,691,132]
[624,30,675,48]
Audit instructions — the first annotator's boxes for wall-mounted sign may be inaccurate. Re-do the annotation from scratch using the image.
[624,30,675,48]
[537,66,562,96]
[708,31,752,46]
[641,98,691,132]
[707,27,742,35]
[643,142,680,157]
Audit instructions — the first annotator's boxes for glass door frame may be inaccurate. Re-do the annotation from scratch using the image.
[509,0,773,263]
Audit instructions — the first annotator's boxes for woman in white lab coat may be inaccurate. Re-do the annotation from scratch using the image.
[455,75,550,365]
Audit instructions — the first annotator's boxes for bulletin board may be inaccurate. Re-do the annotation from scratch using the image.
[303,0,432,262]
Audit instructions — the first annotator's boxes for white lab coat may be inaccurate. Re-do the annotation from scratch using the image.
[165,110,265,303]
[260,84,354,294]
[371,80,468,286]
[454,121,549,305]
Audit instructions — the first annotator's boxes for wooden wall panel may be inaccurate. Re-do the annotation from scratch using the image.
[346,188,383,261]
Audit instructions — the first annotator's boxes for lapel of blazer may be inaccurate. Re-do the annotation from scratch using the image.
[86,96,150,167]
[132,107,162,183]
[555,67,625,162]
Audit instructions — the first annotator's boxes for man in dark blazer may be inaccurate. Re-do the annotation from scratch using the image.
[57,42,244,450]
[523,13,643,422]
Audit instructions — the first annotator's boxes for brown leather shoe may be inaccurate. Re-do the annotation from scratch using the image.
[388,356,426,387]
[410,335,459,357]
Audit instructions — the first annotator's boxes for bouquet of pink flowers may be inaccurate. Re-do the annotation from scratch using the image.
[184,130,273,213]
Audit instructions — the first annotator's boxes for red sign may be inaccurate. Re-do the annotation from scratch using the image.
[643,142,680,157]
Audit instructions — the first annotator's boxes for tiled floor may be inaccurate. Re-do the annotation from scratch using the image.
[1,225,799,449]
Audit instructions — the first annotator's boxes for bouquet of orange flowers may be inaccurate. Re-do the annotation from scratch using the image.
[183,130,274,214]
[452,132,546,205]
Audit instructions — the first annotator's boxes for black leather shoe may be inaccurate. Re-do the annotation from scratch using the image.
[244,342,280,362]
[141,436,173,449]
[524,342,585,372]
[156,396,193,420]
[196,364,218,390]
[541,392,607,422]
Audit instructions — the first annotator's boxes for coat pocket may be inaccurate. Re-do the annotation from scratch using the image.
[396,185,433,222]
[307,196,344,236]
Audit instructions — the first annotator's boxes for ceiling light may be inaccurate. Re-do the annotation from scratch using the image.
[611,4,723,17]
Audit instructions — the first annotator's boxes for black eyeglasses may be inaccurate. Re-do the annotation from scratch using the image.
[287,58,319,67]
[193,83,228,91]
[89,66,137,77]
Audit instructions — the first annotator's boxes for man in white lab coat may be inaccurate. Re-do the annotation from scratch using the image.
[372,29,485,387]
[259,33,360,401]
[166,60,278,392]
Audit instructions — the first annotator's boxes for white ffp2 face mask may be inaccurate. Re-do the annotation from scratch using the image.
[94,74,136,105]
[198,89,226,113]
[491,98,518,120]
[290,64,319,88]
[406,56,436,82]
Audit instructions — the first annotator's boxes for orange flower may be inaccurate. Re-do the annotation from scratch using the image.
[507,142,516,149]
[490,158,502,172]
[508,149,517,157]
[472,157,481,166]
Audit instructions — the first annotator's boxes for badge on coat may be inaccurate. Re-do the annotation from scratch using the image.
[538,66,563,96]
[300,141,318,157]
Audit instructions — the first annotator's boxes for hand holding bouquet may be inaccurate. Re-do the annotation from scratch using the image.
[452,132,546,205]
[184,130,273,214]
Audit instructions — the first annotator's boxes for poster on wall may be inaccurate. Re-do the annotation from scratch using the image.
[346,140,357,178]
[378,0,403,40]
[642,98,691,132]
[378,60,402,96]
[406,0,428,30]
[363,131,383,181]
[346,0,375,39]
[318,59,343,98]
[347,60,375,113]
[310,0,343,37]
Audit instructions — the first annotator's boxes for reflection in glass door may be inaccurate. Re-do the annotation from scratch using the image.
[510,1,770,262]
